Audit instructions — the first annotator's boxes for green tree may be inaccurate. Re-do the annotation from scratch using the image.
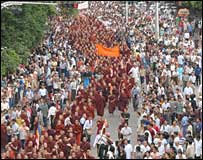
[1,4,56,76]
[59,1,79,17]
[1,48,21,76]
[182,1,202,10]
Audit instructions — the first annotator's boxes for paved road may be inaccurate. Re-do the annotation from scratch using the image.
[90,97,142,158]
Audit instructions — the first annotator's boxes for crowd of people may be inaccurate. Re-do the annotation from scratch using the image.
[1,1,202,159]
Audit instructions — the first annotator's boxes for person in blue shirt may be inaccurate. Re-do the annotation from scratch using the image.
[194,118,202,137]
[177,65,184,82]
[181,113,189,137]
[187,22,193,37]
[195,65,201,86]
[83,71,92,89]
[131,84,140,111]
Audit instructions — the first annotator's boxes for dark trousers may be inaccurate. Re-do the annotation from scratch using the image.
[51,115,55,129]
[98,144,107,159]
[71,89,76,101]
[30,115,36,130]
[140,76,145,84]
[20,139,25,149]
[195,155,201,159]
[43,116,47,128]
[196,75,201,86]
[133,97,139,111]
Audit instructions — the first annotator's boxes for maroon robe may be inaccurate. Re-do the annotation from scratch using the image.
[1,124,7,147]
[95,93,106,117]
[68,137,76,146]
[47,140,55,152]
[108,94,117,114]
[71,115,80,124]
[55,124,65,135]
[118,92,128,112]
[96,120,104,134]
[80,141,91,152]
[76,151,83,159]
[87,105,95,119]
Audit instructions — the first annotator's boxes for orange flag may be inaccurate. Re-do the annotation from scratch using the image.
[95,44,120,57]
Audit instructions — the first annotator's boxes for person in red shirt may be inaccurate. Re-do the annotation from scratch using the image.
[152,120,160,133]
[108,92,117,115]
[147,123,156,139]
[1,121,7,151]
[55,120,65,135]
[95,91,106,117]
[73,119,83,145]
[58,151,66,159]
[118,118,126,139]
[96,116,105,135]
[7,146,16,159]
[25,140,34,158]
[87,100,95,119]
[80,136,91,153]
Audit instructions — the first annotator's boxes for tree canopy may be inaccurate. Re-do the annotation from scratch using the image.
[1,3,56,76]
[182,1,202,10]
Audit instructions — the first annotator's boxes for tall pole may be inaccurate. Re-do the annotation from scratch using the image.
[155,1,159,40]
[126,1,128,25]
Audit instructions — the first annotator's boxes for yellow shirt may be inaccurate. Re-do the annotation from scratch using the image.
[16,118,23,127]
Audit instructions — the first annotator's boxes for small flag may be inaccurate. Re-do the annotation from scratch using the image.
[35,123,41,150]
[100,119,108,135]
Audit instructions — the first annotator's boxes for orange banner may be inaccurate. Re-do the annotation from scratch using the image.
[96,44,120,57]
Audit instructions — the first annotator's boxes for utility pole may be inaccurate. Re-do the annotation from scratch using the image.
[155,1,159,40]
[126,1,128,25]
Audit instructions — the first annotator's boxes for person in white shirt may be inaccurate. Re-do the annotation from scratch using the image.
[174,141,184,153]
[177,54,185,66]
[47,105,56,128]
[19,122,29,149]
[38,85,47,97]
[184,32,190,40]
[26,87,34,101]
[70,79,77,101]
[80,113,87,128]
[120,122,132,140]
[83,116,93,142]
[162,100,170,111]
[93,130,107,147]
[194,135,202,158]
[185,141,195,159]
[176,149,187,159]
[144,151,152,159]
[189,72,196,85]
[183,82,193,96]
[64,116,72,127]
[170,121,180,135]
[140,141,151,153]
[144,129,152,144]
[129,64,140,84]
[157,140,165,157]
[160,120,170,134]
[1,98,9,111]
[11,119,19,136]
[93,130,108,153]
[124,139,133,159]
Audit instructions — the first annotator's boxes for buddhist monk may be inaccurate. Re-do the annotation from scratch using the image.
[73,119,83,145]
[95,91,106,117]
[108,92,117,115]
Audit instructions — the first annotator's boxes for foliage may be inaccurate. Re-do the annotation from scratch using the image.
[59,1,79,17]
[1,3,56,76]
[182,1,202,10]
[1,48,21,76]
